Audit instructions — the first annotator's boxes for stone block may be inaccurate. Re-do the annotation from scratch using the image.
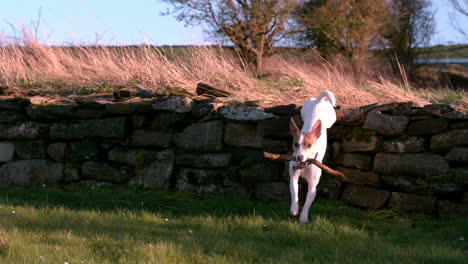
[0,110,27,124]
[50,118,126,139]
[0,121,49,140]
[81,161,129,183]
[66,141,99,161]
[363,112,409,136]
[219,106,274,121]
[175,153,231,168]
[445,147,468,163]
[438,200,468,218]
[130,150,174,189]
[0,159,63,186]
[254,182,289,201]
[239,161,284,183]
[337,167,380,187]
[373,153,449,177]
[14,141,46,159]
[383,136,425,153]
[175,120,223,151]
[341,184,390,209]
[406,118,448,136]
[224,123,261,148]
[152,97,194,113]
[388,192,436,214]
[0,142,14,162]
[342,128,381,153]
[340,153,373,171]
[431,129,468,151]
[47,143,67,162]
[130,129,173,148]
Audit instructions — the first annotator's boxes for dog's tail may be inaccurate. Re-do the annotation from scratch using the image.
[316,90,336,107]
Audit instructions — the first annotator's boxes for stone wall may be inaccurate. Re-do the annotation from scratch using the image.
[0,96,466,217]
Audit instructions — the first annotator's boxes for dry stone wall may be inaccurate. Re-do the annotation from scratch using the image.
[0,96,467,218]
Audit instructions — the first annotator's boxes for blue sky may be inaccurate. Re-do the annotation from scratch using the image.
[0,0,467,46]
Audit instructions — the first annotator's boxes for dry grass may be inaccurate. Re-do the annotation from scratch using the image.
[0,37,465,108]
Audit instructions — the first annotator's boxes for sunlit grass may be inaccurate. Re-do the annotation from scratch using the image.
[0,187,465,263]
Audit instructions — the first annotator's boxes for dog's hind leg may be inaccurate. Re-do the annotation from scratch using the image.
[299,165,321,223]
[289,161,301,216]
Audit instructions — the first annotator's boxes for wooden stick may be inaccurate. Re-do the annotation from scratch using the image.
[263,152,347,181]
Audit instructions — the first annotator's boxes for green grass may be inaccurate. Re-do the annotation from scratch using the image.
[417,44,468,59]
[0,186,466,264]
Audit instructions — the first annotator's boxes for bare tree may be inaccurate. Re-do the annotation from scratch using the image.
[448,0,468,38]
[294,0,392,78]
[161,0,299,74]
[384,0,435,75]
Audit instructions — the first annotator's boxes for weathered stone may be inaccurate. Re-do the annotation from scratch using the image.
[388,192,436,214]
[129,149,174,189]
[131,114,146,129]
[432,182,463,195]
[175,120,223,151]
[336,108,366,125]
[66,141,99,161]
[423,104,455,114]
[383,136,425,153]
[219,106,274,121]
[175,168,225,194]
[445,147,468,163]
[438,200,468,218]
[341,184,390,209]
[406,118,448,136]
[0,97,30,110]
[0,159,63,186]
[392,108,441,117]
[317,175,343,200]
[0,142,14,162]
[330,141,342,162]
[261,138,289,153]
[340,153,373,171]
[239,161,283,183]
[130,129,173,148]
[151,112,192,132]
[257,117,290,138]
[26,104,77,121]
[370,101,421,113]
[152,97,194,113]
[328,125,353,141]
[363,112,409,136]
[49,118,126,139]
[105,100,153,114]
[74,180,113,189]
[381,175,430,195]
[0,121,48,140]
[47,143,67,162]
[265,104,298,115]
[431,129,468,151]
[74,108,107,119]
[15,141,46,159]
[175,153,231,168]
[224,123,261,148]
[81,161,129,183]
[254,182,289,201]
[336,167,380,187]
[0,110,27,123]
[342,128,381,153]
[113,85,155,99]
[63,168,80,183]
[108,147,157,166]
[226,147,265,164]
[441,112,468,120]
[450,122,468,130]
[454,168,468,186]
[373,153,449,177]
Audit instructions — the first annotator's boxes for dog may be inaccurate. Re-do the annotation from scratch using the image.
[289,90,336,223]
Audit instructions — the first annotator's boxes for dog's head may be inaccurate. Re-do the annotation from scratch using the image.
[290,118,322,163]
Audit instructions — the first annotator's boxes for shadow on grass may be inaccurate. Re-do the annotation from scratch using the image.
[0,186,466,263]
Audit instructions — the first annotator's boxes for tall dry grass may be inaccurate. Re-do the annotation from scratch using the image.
[1,36,463,108]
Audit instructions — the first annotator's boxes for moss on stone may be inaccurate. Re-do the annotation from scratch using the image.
[345,127,377,142]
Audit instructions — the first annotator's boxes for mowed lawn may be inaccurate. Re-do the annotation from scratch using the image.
[0,186,465,264]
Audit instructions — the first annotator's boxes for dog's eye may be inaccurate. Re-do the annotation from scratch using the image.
[306,143,312,148]
[293,142,299,148]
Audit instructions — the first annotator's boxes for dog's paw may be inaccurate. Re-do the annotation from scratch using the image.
[290,210,299,216]
[290,204,299,216]
[299,216,309,223]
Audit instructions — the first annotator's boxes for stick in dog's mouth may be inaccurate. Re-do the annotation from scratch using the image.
[263,152,347,181]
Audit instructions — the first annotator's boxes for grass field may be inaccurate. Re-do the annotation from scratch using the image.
[0,186,466,264]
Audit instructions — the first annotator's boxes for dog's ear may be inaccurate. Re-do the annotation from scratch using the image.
[311,119,322,139]
[290,117,300,135]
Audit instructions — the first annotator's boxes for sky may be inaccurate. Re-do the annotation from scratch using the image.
[0,0,467,46]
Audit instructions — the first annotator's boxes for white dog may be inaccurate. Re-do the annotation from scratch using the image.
[289,91,336,222]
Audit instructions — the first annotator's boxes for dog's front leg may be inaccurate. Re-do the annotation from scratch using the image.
[289,161,301,216]
[300,166,320,223]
